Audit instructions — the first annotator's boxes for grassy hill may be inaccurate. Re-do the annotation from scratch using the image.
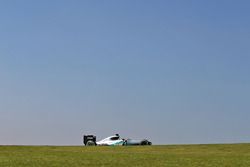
[0,144,250,167]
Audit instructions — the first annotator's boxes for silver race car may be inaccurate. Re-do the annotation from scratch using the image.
[83,134,152,146]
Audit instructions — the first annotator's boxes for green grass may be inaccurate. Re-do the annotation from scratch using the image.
[0,144,250,167]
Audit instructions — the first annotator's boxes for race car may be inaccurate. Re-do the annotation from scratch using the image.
[83,134,152,146]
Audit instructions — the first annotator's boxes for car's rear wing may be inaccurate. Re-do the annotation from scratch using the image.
[83,135,96,145]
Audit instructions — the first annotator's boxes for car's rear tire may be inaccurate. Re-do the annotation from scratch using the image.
[86,140,96,146]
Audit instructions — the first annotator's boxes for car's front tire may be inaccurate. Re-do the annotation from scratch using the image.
[141,140,152,145]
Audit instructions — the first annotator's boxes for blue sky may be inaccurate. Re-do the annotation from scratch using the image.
[0,0,250,145]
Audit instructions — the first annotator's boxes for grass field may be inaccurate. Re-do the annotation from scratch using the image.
[0,144,250,167]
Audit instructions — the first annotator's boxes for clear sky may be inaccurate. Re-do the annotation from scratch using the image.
[0,0,250,145]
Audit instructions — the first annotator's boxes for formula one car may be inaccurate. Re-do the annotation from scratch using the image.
[83,134,152,146]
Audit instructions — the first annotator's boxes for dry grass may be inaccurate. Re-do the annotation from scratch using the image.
[0,144,250,166]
